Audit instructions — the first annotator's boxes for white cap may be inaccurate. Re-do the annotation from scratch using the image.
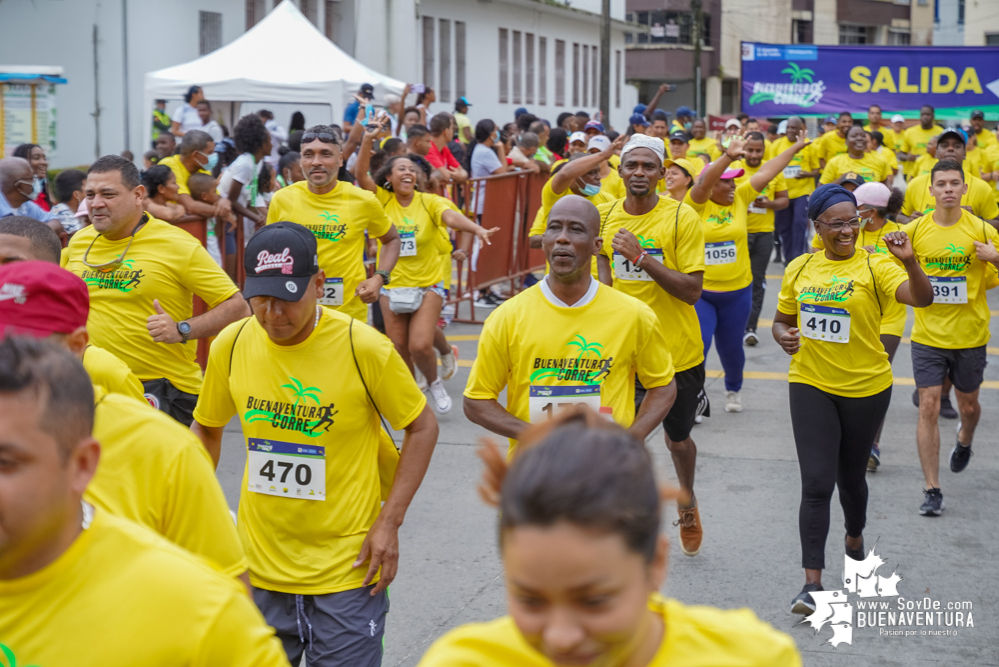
[891,114,905,124]
[725,118,741,129]
[777,120,788,134]
[587,135,611,152]
[569,131,588,145]
[620,134,665,164]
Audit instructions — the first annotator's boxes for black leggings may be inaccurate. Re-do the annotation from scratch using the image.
[789,383,892,570]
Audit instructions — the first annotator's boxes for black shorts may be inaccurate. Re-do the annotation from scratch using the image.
[911,342,988,394]
[141,378,198,426]
[635,362,706,442]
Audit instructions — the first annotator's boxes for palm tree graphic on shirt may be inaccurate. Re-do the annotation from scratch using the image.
[281,377,322,407]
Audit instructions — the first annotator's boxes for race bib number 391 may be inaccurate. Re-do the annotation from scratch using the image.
[800,304,851,343]
[528,385,605,423]
[928,276,967,304]
[248,438,326,501]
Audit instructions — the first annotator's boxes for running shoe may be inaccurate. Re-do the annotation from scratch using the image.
[413,366,428,392]
[919,488,944,516]
[791,583,824,615]
[845,534,865,561]
[743,330,759,347]
[673,503,702,557]
[911,388,919,407]
[474,293,500,308]
[439,345,459,381]
[724,391,743,413]
[868,444,881,472]
[949,438,973,473]
[428,379,452,414]
[940,395,958,420]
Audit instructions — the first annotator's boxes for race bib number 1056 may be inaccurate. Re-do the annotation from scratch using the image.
[248,438,326,501]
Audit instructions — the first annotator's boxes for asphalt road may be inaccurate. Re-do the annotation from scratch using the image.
[215,264,999,666]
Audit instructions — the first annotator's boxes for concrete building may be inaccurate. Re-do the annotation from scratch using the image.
[932,0,964,45]
[963,0,999,45]
[0,0,636,169]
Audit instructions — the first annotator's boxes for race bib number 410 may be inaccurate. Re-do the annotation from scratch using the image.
[800,304,851,343]
[248,438,326,501]
[928,276,967,304]
[613,249,664,281]
[529,385,606,423]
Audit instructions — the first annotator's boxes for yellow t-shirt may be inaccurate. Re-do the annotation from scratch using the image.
[417,593,801,667]
[687,136,721,162]
[820,152,891,185]
[464,281,674,456]
[62,217,240,394]
[865,124,899,151]
[818,131,847,163]
[0,511,289,667]
[811,222,907,337]
[878,145,899,173]
[771,137,819,199]
[528,178,617,278]
[437,196,459,291]
[688,181,758,292]
[912,153,937,179]
[597,197,705,372]
[82,344,145,401]
[193,310,427,594]
[971,127,999,153]
[266,180,393,320]
[88,386,248,577]
[778,250,909,397]
[733,162,787,234]
[901,125,944,177]
[374,188,451,288]
[901,210,999,348]
[158,154,209,196]
[601,166,627,199]
[900,171,999,220]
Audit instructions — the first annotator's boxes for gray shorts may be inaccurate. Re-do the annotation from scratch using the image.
[253,585,389,667]
[911,341,988,393]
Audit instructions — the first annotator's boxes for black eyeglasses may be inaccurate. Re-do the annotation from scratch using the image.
[301,132,339,145]
[815,217,862,232]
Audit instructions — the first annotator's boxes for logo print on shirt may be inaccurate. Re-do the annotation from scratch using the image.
[707,209,734,226]
[924,244,970,271]
[0,283,27,304]
[255,247,295,274]
[244,376,338,436]
[797,275,855,302]
[312,212,347,242]
[530,335,614,385]
[81,259,144,292]
[636,234,657,249]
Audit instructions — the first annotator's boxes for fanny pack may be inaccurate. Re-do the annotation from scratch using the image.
[387,287,425,314]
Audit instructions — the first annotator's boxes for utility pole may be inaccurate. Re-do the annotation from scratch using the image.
[691,0,702,116]
[122,0,130,155]
[92,24,101,159]
[599,0,610,124]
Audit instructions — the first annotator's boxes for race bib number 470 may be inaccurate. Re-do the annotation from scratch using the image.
[529,385,607,423]
[248,438,326,500]
[800,304,851,343]
[928,276,967,304]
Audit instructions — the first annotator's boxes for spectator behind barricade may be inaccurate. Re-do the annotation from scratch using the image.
[530,121,553,165]
[343,83,374,130]
[568,131,588,155]
[0,158,56,226]
[121,150,134,162]
[196,100,223,143]
[154,132,176,160]
[406,124,432,157]
[141,165,188,223]
[384,93,404,137]
[212,137,239,179]
[219,113,271,260]
[516,113,538,135]
[427,113,469,185]
[509,132,545,175]
[369,149,388,178]
[258,109,287,168]
[170,85,204,136]
[287,111,306,154]
[276,149,304,188]
[574,110,590,130]
[382,138,407,157]
[583,120,604,139]
[190,171,228,270]
[416,86,436,119]
[50,169,87,236]
[142,151,159,170]
[159,130,233,224]
[547,128,569,161]
[12,144,52,211]
[454,96,473,145]
[503,123,519,143]
[650,110,670,140]
[557,112,575,133]
[401,106,422,142]
[467,119,511,220]
[152,99,171,140]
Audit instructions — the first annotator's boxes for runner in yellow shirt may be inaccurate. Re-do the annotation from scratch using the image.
[418,412,802,667]
[817,111,853,168]
[687,118,722,163]
[774,183,932,615]
[62,156,250,425]
[864,104,898,151]
[772,117,821,264]
[595,134,707,556]
[0,337,289,667]
[820,125,892,186]
[911,136,939,179]
[869,130,899,177]
[662,157,701,203]
[265,124,402,321]
[899,128,999,224]
[191,222,438,666]
[968,109,998,154]
[465,195,677,458]
[686,133,806,413]
[899,105,944,179]
[899,160,999,517]
[588,135,627,199]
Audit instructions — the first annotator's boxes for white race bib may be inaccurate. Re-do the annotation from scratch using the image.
[748,204,767,215]
[783,165,802,179]
[247,438,325,501]
[528,385,607,423]
[928,276,968,304]
[613,249,664,281]
[318,277,344,306]
[800,304,851,343]
[399,231,417,257]
[704,241,737,265]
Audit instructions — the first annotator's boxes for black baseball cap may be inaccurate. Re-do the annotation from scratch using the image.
[971,110,985,120]
[360,83,374,99]
[669,130,689,142]
[938,127,967,146]
[243,222,320,302]
[841,172,866,188]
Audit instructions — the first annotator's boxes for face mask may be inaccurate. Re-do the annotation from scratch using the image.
[206,153,219,171]
[580,180,601,197]
[683,121,693,131]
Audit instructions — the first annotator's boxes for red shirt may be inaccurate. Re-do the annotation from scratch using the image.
[427,141,460,170]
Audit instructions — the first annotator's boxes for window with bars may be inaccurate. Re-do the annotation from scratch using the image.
[540,37,548,105]
[324,0,336,39]
[456,21,466,98]
[839,24,875,44]
[439,19,451,103]
[555,39,565,106]
[499,28,509,104]
[582,45,589,109]
[301,0,318,25]
[572,42,580,107]
[626,10,710,46]
[591,45,598,107]
[615,49,621,108]
[200,11,222,55]
[246,0,266,29]
[423,17,435,89]
[513,31,522,104]
[888,29,910,45]
[526,33,535,105]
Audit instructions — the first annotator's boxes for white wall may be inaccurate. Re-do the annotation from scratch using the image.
[934,0,965,45]
[720,0,792,77]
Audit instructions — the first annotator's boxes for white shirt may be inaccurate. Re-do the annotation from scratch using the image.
[217,153,264,208]
[202,120,224,143]
[539,274,598,308]
[265,120,287,166]
[171,103,203,134]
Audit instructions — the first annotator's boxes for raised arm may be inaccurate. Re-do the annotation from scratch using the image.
[750,133,806,192]
[354,121,383,193]
[643,83,671,119]
[689,137,744,205]
[551,136,623,195]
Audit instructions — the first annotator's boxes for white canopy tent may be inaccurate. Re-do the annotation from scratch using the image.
[142,0,404,150]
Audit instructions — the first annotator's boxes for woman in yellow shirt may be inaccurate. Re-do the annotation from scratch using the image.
[773,184,932,616]
[356,123,496,414]
[418,410,802,667]
[686,135,806,413]
[662,157,699,203]
[820,125,892,186]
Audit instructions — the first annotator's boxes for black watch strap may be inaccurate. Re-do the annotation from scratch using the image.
[375,270,391,286]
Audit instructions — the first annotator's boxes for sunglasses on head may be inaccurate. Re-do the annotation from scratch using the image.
[301,131,339,145]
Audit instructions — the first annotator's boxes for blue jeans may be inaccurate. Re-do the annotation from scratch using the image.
[695,285,752,392]
[775,195,810,264]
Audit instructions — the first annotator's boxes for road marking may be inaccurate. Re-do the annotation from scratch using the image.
[446,334,481,341]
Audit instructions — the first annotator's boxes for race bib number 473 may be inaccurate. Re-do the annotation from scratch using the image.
[399,231,417,257]
[248,438,325,500]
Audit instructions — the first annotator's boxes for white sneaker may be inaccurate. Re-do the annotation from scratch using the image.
[694,414,703,424]
[429,379,452,414]
[439,345,459,381]
[743,330,758,346]
[725,391,743,413]
[414,366,428,392]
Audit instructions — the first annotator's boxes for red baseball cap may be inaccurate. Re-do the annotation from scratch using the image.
[0,261,89,338]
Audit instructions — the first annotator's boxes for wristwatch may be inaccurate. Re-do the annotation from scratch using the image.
[177,320,192,344]
[374,270,391,286]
